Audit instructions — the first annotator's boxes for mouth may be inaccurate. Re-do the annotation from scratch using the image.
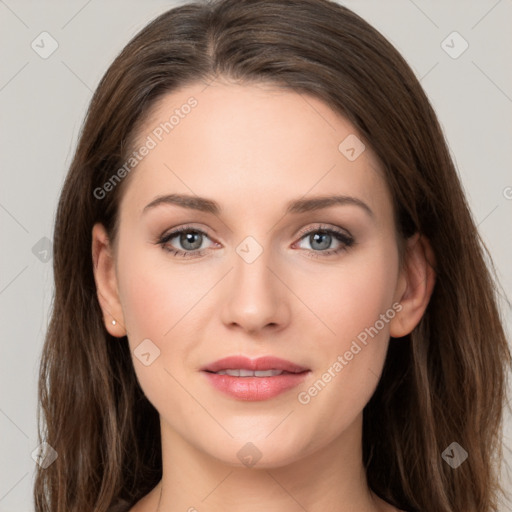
[208,368,292,377]
[201,356,310,401]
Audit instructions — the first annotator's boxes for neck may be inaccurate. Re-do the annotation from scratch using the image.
[152,413,386,512]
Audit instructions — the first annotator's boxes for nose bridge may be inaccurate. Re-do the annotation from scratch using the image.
[220,234,289,332]
[234,240,272,293]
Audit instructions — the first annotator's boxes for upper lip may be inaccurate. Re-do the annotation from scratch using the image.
[202,356,309,373]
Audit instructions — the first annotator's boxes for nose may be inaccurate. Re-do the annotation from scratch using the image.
[220,243,291,335]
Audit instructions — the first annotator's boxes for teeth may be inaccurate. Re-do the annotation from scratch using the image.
[215,369,284,377]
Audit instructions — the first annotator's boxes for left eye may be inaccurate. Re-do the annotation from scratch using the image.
[295,229,353,252]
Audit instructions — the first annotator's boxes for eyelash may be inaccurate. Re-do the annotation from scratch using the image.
[156,224,355,259]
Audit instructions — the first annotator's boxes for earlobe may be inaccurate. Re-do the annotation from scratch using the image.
[389,233,436,338]
[91,223,126,337]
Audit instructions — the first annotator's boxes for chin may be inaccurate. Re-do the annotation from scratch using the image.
[195,432,312,470]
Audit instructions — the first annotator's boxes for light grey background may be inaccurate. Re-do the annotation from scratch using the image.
[1,1,511,510]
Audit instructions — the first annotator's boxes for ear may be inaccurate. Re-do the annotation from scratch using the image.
[91,223,126,337]
[389,233,436,338]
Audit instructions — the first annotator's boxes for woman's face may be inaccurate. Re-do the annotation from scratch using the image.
[97,79,410,467]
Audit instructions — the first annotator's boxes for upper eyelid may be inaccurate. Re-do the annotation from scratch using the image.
[161,224,348,236]
[295,224,351,238]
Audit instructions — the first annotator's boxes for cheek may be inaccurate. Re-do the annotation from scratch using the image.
[292,240,399,423]
[301,240,399,343]
[115,245,198,410]
[114,241,187,391]
[117,239,203,341]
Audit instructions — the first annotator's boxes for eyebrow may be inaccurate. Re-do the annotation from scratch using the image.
[142,193,374,218]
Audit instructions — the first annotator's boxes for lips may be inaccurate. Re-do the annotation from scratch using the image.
[202,356,308,374]
[201,356,310,401]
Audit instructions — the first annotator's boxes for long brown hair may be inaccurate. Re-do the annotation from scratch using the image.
[35,1,511,510]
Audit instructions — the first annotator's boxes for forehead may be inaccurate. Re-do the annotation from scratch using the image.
[121,80,392,222]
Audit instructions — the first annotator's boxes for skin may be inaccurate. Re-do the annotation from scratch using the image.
[92,78,435,512]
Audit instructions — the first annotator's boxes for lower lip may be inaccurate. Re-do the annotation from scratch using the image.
[202,371,309,401]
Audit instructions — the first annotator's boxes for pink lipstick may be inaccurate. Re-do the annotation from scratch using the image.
[201,356,310,401]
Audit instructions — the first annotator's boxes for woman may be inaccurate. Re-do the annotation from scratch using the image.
[34,0,511,511]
